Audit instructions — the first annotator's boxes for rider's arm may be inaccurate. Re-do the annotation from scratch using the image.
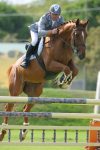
[47,16,65,36]
[38,15,54,37]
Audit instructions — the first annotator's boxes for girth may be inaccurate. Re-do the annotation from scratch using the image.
[35,54,58,80]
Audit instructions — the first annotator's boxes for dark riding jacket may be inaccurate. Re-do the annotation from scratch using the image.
[29,12,64,37]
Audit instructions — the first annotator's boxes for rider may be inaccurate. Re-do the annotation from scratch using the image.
[20,4,65,69]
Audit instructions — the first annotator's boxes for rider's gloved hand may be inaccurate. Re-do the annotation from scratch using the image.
[47,28,58,37]
[52,28,58,34]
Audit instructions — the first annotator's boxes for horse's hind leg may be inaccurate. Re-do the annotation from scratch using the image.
[0,103,15,141]
[23,83,43,123]
[4,66,23,124]
[0,66,23,141]
[20,82,43,141]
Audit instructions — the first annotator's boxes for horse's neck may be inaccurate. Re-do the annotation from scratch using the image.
[44,23,75,50]
[60,23,75,36]
[58,23,75,44]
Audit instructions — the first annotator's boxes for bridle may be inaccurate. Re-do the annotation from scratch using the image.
[57,25,86,55]
[44,24,86,55]
[71,27,86,54]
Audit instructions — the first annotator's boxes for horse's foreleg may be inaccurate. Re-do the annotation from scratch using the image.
[54,60,78,88]
[61,61,78,88]
[45,60,71,75]
[46,60,72,88]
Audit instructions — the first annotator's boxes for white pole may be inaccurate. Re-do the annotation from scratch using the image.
[94,71,100,120]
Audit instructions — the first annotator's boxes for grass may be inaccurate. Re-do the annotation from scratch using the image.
[42,88,95,98]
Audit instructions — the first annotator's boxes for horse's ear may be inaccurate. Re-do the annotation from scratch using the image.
[83,20,89,27]
[76,18,80,26]
[85,20,89,26]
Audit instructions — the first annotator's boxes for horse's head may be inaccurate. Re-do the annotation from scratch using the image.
[71,19,88,60]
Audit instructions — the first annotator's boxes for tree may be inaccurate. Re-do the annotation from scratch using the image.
[84,26,100,90]
[0,2,33,40]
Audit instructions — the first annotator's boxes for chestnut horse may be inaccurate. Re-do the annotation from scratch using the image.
[0,19,88,141]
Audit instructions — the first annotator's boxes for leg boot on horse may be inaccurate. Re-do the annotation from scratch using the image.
[20,103,34,141]
[58,61,79,88]
[0,103,14,141]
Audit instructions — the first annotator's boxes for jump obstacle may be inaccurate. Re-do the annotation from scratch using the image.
[0,72,100,149]
[0,125,100,146]
[0,97,100,147]
[0,96,100,105]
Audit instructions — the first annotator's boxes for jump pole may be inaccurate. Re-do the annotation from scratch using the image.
[0,96,100,105]
[0,111,100,119]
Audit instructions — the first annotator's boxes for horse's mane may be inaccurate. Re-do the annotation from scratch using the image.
[58,19,76,29]
[56,20,77,34]
[61,19,88,27]
[58,19,88,31]
[64,19,76,24]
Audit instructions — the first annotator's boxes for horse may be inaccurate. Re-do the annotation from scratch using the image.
[0,19,88,141]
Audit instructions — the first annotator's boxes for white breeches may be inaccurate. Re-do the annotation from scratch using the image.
[30,31,38,46]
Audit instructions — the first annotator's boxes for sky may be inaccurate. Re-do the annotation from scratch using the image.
[0,0,33,5]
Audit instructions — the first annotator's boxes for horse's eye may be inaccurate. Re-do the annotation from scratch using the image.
[75,32,80,37]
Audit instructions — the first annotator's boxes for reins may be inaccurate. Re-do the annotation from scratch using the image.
[44,26,77,51]
[44,23,86,54]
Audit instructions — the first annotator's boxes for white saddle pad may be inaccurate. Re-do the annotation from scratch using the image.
[30,37,44,60]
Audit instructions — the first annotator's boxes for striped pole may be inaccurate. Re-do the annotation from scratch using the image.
[0,111,100,119]
[0,96,100,105]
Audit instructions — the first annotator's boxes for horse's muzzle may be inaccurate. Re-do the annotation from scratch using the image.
[78,52,85,60]
[77,46,86,60]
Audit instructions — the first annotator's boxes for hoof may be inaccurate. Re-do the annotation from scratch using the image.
[20,129,28,141]
[59,83,69,89]
[0,130,7,141]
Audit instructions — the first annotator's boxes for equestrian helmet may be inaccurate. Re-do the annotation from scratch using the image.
[49,4,61,15]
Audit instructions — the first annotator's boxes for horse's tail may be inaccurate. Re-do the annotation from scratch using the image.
[7,65,13,77]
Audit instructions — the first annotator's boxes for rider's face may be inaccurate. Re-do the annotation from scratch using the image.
[50,13,60,21]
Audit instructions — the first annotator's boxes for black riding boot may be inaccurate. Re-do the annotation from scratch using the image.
[20,44,35,69]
